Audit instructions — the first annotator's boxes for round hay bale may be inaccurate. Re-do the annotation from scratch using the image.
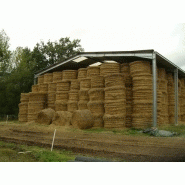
[44,73,53,83]
[32,85,39,92]
[93,114,104,128]
[29,92,47,102]
[100,63,120,77]
[104,86,125,101]
[18,114,27,122]
[70,79,80,90]
[87,101,104,115]
[53,72,63,82]
[79,90,89,101]
[91,75,104,88]
[39,83,48,93]
[67,101,78,112]
[55,100,67,111]
[129,61,151,75]
[38,75,44,84]
[56,91,69,101]
[36,108,55,125]
[48,82,57,92]
[78,68,87,79]
[105,73,125,88]
[78,100,88,110]
[71,110,94,129]
[80,78,91,90]
[19,103,28,114]
[20,93,30,102]
[88,88,104,101]
[69,90,79,101]
[56,80,70,91]
[52,111,72,126]
[103,114,125,128]
[62,70,77,80]
[87,66,100,77]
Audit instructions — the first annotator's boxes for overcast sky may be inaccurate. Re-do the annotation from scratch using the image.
[1,0,185,70]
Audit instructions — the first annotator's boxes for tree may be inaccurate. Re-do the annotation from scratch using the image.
[32,37,84,72]
[0,29,12,74]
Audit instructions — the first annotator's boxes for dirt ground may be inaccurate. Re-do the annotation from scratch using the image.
[0,122,185,162]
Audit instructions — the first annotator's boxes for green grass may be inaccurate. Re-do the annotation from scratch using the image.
[0,141,75,162]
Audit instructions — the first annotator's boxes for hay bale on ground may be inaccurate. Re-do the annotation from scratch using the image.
[71,110,94,129]
[52,111,72,126]
[36,108,55,125]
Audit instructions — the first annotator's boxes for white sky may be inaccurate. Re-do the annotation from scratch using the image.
[1,0,185,70]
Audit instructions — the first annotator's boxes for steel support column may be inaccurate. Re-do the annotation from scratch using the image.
[34,76,37,85]
[152,52,157,127]
[174,68,178,125]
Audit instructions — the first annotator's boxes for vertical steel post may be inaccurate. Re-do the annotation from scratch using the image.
[152,52,157,127]
[174,68,178,126]
[34,75,37,85]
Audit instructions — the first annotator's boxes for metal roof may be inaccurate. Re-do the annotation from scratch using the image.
[34,49,185,78]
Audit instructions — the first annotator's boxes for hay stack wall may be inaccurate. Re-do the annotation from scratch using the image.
[18,60,184,128]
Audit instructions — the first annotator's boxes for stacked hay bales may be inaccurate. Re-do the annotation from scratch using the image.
[47,82,57,110]
[180,79,185,121]
[87,66,100,77]
[18,93,30,122]
[130,61,153,129]
[27,92,47,122]
[31,85,39,92]
[62,70,77,80]
[88,75,105,128]
[103,73,126,128]
[78,78,91,110]
[38,75,44,84]
[121,63,133,128]
[167,73,175,124]
[53,72,63,82]
[157,68,169,125]
[100,62,120,77]
[55,80,70,111]
[78,68,87,79]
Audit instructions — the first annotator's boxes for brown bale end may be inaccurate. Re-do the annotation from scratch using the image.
[71,110,94,129]
[52,111,72,126]
[36,108,55,125]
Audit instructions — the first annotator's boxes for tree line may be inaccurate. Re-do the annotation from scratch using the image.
[0,29,84,117]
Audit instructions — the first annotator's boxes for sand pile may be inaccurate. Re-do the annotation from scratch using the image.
[71,110,94,129]
[52,111,72,126]
[36,108,55,125]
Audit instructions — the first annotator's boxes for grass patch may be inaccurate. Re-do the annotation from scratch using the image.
[0,141,75,162]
